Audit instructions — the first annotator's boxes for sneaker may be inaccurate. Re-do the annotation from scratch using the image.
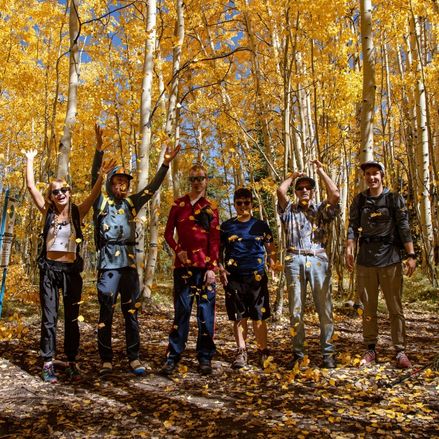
[395,351,412,369]
[360,350,377,367]
[322,354,336,369]
[258,349,270,369]
[161,359,177,376]
[130,359,146,375]
[199,360,212,375]
[232,348,247,369]
[66,362,81,382]
[42,363,57,384]
[99,362,113,375]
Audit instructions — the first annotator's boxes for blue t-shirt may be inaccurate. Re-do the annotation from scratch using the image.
[220,217,273,274]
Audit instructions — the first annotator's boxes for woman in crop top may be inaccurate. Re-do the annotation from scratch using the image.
[24,149,114,383]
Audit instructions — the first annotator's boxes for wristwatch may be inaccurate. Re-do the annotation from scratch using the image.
[406,253,416,259]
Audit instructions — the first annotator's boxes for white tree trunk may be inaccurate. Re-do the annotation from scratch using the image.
[57,0,80,179]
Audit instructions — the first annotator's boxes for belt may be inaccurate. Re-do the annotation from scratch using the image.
[287,248,326,256]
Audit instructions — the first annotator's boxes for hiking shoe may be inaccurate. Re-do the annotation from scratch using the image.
[232,348,247,369]
[99,362,113,375]
[161,359,177,376]
[199,360,212,375]
[66,362,81,382]
[287,353,304,369]
[360,350,377,367]
[42,363,57,384]
[395,351,412,369]
[322,354,336,369]
[258,349,270,369]
[130,359,146,375]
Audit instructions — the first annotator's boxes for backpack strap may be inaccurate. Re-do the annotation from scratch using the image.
[124,197,137,217]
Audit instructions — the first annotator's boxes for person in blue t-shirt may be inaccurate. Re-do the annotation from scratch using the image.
[219,188,277,369]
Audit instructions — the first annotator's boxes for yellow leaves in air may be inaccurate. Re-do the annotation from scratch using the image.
[115,250,121,257]
[357,308,363,316]
[254,273,262,281]
[228,235,239,242]
[290,327,297,337]
[202,294,208,299]
[305,261,312,268]
[370,212,382,218]
[179,201,185,207]
[103,223,110,231]
[189,215,195,220]
[117,208,125,215]
[76,315,84,322]
[194,209,201,215]
[98,322,106,329]
[75,238,82,244]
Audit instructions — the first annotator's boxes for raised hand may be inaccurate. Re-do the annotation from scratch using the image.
[95,123,105,151]
[100,158,117,177]
[163,143,181,166]
[24,149,38,161]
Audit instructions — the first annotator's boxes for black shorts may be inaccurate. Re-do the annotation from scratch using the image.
[225,272,271,321]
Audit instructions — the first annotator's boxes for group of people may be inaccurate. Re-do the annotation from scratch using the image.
[24,132,416,383]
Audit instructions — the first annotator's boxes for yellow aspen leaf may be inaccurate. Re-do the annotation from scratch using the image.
[228,235,239,242]
[202,294,208,299]
[261,307,266,313]
[77,315,84,322]
[305,261,312,268]
[204,256,211,262]
[118,208,125,214]
[194,209,200,214]
[134,302,142,308]
[115,250,121,257]
[357,308,363,316]
[179,201,185,207]
[189,215,195,220]
[128,309,136,314]
[103,223,110,231]
[98,323,105,329]
[290,327,297,337]
[75,238,82,244]
[254,273,262,281]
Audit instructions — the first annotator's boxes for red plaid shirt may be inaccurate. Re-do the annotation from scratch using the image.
[164,194,220,270]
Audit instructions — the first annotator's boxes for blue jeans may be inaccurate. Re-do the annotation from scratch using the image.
[167,268,216,363]
[97,268,140,362]
[284,254,334,356]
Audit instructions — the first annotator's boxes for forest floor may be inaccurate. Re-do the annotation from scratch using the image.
[0,265,438,438]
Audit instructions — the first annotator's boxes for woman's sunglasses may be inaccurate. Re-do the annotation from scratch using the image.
[189,176,206,182]
[235,200,251,207]
[51,187,70,196]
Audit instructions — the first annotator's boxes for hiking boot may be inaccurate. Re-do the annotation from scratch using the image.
[322,354,336,369]
[395,351,412,369]
[99,362,113,375]
[161,359,177,376]
[199,360,212,375]
[258,349,270,369]
[42,363,57,384]
[287,353,304,369]
[360,350,377,367]
[66,362,81,382]
[232,348,247,369]
[130,359,146,375]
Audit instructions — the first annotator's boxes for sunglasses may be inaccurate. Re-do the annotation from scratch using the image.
[189,176,207,183]
[235,200,251,207]
[296,186,312,191]
[51,187,70,196]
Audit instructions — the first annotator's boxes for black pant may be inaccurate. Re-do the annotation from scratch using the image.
[97,268,141,362]
[39,265,82,362]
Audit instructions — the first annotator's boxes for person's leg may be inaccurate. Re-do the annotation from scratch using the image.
[357,265,380,348]
[253,320,267,351]
[234,319,248,349]
[97,269,121,363]
[119,268,141,362]
[379,263,407,352]
[196,270,216,363]
[307,256,334,356]
[39,269,61,363]
[166,268,195,362]
[62,272,83,362]
[284,256,306,358]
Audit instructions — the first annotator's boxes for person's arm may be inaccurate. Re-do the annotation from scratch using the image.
[164,203,188,265]
[92,124,105,187]
[312,160,340,206]
[345,196,360,272]
[277,171,303,211]
[78,159,116,220]
[131,143,180,211]
[218,226,230,286]
[204,206,220,285]
[394,194,416,277]
[24,150,46,214]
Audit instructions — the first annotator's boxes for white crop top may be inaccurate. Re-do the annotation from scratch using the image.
[46,221,77,253]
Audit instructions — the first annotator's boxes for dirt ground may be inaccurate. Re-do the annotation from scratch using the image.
[0,284,438,438]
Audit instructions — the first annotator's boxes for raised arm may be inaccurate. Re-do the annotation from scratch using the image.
[312,160,340,206]
[91,124,105,187]
[277,171,303,211]
[79,158,117,220]
[24,150,46,213]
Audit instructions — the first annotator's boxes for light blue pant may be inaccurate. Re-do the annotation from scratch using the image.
[284,254,334,356]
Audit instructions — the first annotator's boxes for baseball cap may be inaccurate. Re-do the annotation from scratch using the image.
[360,160,385,173]
[295,176,316,190]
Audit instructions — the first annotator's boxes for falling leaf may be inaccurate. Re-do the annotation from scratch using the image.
[77,315,84,322]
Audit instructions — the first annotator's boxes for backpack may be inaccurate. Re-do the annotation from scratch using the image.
[357,191,404,249]
[93,195,137,250]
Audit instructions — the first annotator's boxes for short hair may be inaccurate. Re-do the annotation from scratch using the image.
[189,163,207,176]
[233,187,253,202]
